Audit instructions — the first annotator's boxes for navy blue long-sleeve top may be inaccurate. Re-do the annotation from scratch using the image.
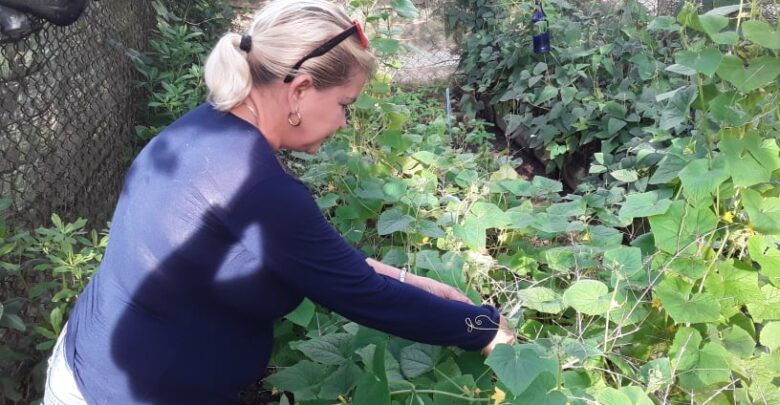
[64,103,500,404]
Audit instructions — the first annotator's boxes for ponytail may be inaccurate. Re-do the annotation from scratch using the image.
[204,33,253,112]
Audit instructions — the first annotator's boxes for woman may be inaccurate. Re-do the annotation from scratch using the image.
[43,0,515,403]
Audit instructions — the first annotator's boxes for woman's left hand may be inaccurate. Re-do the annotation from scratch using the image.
[407,274,472,304]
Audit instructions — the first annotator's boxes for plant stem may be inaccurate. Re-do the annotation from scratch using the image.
[389,389,491,402]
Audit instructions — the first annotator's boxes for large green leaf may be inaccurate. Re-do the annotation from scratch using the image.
[640,357,673,392]
[676,47,722,76]
[678,157,730,206]
[485,344,559,396]
[353,373,391,405]
[760,322,780,353]
[720,131,780,187]
[296,333,354,365]
[709,91,749,126]
[748,235,780,285]
[511,372,566,404]
[597,386,654,405]
[390,0,418,19]
[659,85,697,130]
[742,20,780,49]
[453,215,486,251]
[721,326,755,358]
[319,362,363,399]
[470,202,511,229]
[399,343,440,378]
[264,361,329,401]
[619,191,672,219]
[669,327,702,370]
[745,284,780,322]
[716,56,780,93]
[603,246,643,284]
[285,299,315,327]
[377,208,415,235]
[678,342,732,389]
[517,287,566,314]
[655,277,721,324]
[563,279,612,316]
[649,201,718,255]
[705,260,763,311]
[743,189,780,234]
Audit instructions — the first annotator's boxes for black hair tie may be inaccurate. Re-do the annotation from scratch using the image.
[239,34,252,53]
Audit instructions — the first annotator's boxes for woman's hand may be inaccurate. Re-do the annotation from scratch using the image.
[481,315,516,355]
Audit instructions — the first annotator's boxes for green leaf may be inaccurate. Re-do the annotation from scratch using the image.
[264,361,328,401]
[745,284,780,322]
[536,86,559,105]
[619,191,672,219]
[704,260,763,309]
[742,20,780,49]
[517,287,566,314]
[676,47,722,76]
[698,14,727,33]
[659,85,697,130]
[655,277,721,324]
[382,181,407,203]
[604,247,643,282]
[411,151,438,165]
[319,362,363,399]
[563,279,612,316]
[650,154,687,185]
[743,189,780,234]
[716,56,780,93]
[709,91,749,126]
[649,201,718,255]
[597,387,652,405]
[390,0,418,19]
[608,118,627,135]
[640,357,673,392]
[372,38,400,55]
[678,342,732,389]
[610,169,638,183]
[285,299,316,327]
[484,344,559,396]
[49,306,64,332]
[720,131,780,188]
[748,235,780,285]
[377,208,414,235]
[316,193,339,210]
[721,326,755,358]
[532,176,563,195]
[470,202,511,229]
[669,327,702,370]
[0,313,25,332]
[453,216,486,251]
[760,322,780,353]
[678,157,730,206]
[561,86,577,105]
[296,333,354,365]
[353,373,391,405]
[513,372,567,404]
[399,343,439,378]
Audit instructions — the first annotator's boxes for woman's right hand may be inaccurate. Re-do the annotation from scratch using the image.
[481,315,516,355]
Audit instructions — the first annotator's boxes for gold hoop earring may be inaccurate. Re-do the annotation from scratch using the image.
[287,111,302,127]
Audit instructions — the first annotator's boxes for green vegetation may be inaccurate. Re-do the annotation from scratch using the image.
[3,0,780,403]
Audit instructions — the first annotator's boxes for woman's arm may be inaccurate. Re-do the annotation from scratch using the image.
[365,258,472,304]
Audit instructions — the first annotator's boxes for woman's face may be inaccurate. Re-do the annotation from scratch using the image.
[287,71,367,154]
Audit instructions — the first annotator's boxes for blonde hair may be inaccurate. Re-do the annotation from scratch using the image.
[204,0,377,111]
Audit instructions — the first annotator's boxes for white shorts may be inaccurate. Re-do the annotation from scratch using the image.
[43,324,88,405]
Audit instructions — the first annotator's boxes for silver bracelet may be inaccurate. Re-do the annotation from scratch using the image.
[399,269,407,283]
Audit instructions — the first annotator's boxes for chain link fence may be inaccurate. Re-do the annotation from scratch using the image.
[0,0,155,228]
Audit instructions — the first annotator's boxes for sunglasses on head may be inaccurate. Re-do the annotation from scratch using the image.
[283,20,369,83]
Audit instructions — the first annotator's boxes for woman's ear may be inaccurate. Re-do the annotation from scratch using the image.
[287,74,314,110]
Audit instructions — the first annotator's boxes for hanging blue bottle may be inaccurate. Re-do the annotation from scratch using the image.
[531,0,550,54]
